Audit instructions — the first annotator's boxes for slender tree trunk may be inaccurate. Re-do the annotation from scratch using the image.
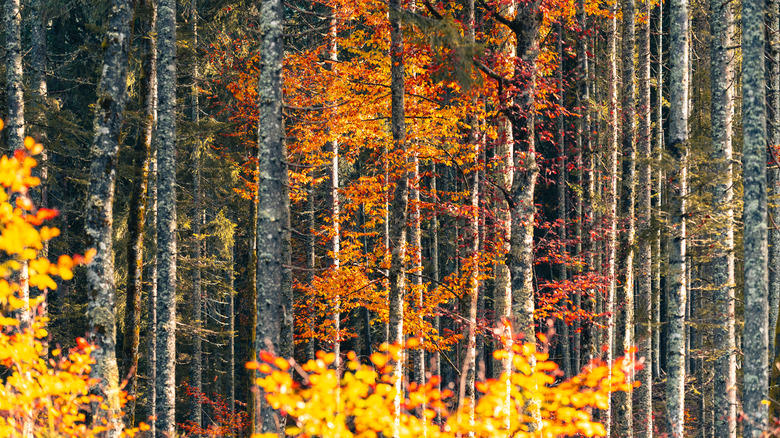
[84,1,133,436]
[411,155,424,389]
[766,0,780,371]
[190,2,203,432]
[5,0,23,153]
[652,0,664,380]
[556,23,571,380]
[614,0,636,433]
[709,0,737,436]
[255,0,286,430]
[666,0,689,432]
[246,181,258,435]
[491,4,515,430]
[156,0,178,434]
[145,1,159,424]
[123,0,157,424]
[388,0,409,434]
[229,232,236,415]
[328,14,341,374]
[742,0,769,433]
[635,0,653,435]
[603,5,620,435]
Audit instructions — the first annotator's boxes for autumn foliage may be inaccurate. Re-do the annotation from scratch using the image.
[0,123,145,437]
[250,338,635,438]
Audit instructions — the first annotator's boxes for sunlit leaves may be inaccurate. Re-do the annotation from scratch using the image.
[251,340,633,438]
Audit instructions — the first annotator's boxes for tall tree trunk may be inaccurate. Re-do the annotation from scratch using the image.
[145,2,159,426]
[190,3,203,433]
[666,0,689,432]
[388,0,409,433]
[766,0,780,372]
[156,0,178,434]
[5,0,23,153]
[710,0,736,435]
[742,0,769,433]
[246,181,258,435]
[491,5,514,430]
[556,23,571,379]
[84,1,133,436]
[508,0,541,356]
[634,0,653,435]
[576,0,593,367]
[328,14,341,374]
[411,155,424,388]
[228,234,236,414]
[603,4,619,435]
[461,0,480,429]
[123,0,157,424]
[652,0,664,380]
[255,0,286,430]
[614,0,636,433]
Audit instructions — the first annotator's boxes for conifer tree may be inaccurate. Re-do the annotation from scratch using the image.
[84,0,133,436]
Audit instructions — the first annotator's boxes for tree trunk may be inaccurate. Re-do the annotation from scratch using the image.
[388,0,409,434]
[246,182,258,435]
[5,0,23,153]
[709,0,737,435]
[123,0,157,424]
[766,0,780,373]
[603,4,619,435]
[635,0,653,435]
[84,1,133,436]
[556,23,571,380]
[666,0,689,432]
[156,0,178,434]
[190,3,203,433]
[411,154,424,389]
[614,0,636,433]
[652,0,664,380]
[742,0,769,433]
[255,0,286,430]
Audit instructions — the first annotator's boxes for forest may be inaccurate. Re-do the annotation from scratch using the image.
[0,0,775,436]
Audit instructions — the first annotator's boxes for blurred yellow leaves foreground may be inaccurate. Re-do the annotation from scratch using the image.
[250,337,635,438]
[0,122,143,437]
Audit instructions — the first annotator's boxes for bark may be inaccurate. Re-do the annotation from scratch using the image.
[146,34,159,437]
[766,0,780,369]
[411,155,424,389]
[228,232,236,415]
[5,0,23,152]
[634,0,653,435]
[246,184,258,435]
[576,0,594,367]
[556,23,571,380]
[507,0,541,356]
[710,0,737,435]
[255,0,286,431]
[461,0,479,429]
[604,5,619,435]
[83,1,133,437]
[123,0,157,424]
[388,0,409,434]
[156,0,177,434]
[190,2,203,433]
[742,0,769,433]
[491,0,515,399]
[652,0,664,380]
[614,0,636,433]
[666,0,689,432]
[329,15,341,374]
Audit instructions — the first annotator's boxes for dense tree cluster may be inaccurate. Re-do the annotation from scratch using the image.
[2,0,780,436]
